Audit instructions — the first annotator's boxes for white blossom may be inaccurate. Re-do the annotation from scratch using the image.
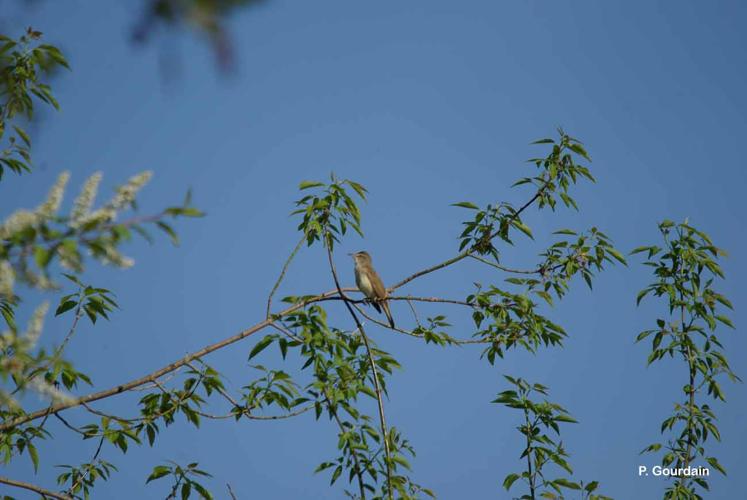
[70,171,103,226]
[110,171,153,210]
[23,301,49,350]
[28,376,76,405]
[0,261,14,297]
[0,389,21,411]
[0,172,70,239]
[0,209,38,239]
[37,171,70,219]
[100,246,135,268]
[74,207,116,227]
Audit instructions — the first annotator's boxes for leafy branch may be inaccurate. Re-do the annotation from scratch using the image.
[634,220,737,498]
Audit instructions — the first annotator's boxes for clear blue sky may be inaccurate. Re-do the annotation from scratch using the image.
[2,1,746,498]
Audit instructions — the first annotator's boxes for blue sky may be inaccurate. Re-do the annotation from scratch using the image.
[2,1,746,498]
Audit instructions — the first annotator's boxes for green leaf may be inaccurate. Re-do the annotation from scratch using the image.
[248,335,275,360]
[584,481,599,492]
[636,288,651,306]
[27,442,39,472]
[568,142,590,160]
[630,246,652,255]
[512,221,533,239]
[606,247,627,265]
[181,481,191,500]
[706,456,726,475]
[34,246,52,269]
[503,473,520,490]
[13,125,31,147]
[299,181,324,190]
[451,201,479,210]
[192,482,213,499]
[715,315,734,329]
[347,181,368,199]
[146,465,171,483]
[156,221,179,245]
[554,478,581,490]
[55,300,78,316]
[62,273,82,286]
[330,465,342,484]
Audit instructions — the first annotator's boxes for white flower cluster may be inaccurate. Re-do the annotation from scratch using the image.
[0,260,14,297]
[100,246,135,269]
[74,170,153,226]
[28,375,76,405]
[69,171,103,227]
[23,301,49,350]
[0,171,70,239]
[0,209,38,240]
[36,171,70,218]
[111,170,153,210]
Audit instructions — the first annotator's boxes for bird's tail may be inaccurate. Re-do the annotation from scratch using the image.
[382,300,395,329]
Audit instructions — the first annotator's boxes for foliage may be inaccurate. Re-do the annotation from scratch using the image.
[0,29,204,499]
[146,461,213,500]
[292,174,367,249]
[0,126,634,498]
[56,458,117,500]
[1,27,68,179]
[454,130,593,255]
[634,220,737,498]
[0,15,738,500]
[495,375,611,500]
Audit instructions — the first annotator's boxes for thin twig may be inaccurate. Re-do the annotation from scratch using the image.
[68,434,105,495]
[406,299,422,328]
[227,483,238,500]
[0,475,73,500]
[391,251,470,291]
[269,322,303,342]
[53,412,87,436]
[184,361,312,421]
[193,404,313,421]
[468,254,538,274]
[353,305,489,345]
[320,294,474,307]
[266,235,305,319]
[52,288,87,361]
[390,181,547,291]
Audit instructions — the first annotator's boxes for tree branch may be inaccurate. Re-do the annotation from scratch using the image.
[0,291,339,432]
[266,235,305,319]
[389,181,548,291]
[0,475,73,500]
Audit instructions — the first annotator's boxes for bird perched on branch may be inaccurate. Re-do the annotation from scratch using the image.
[349,251,395,328]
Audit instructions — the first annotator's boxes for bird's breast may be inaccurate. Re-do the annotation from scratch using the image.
[355,267,375,298]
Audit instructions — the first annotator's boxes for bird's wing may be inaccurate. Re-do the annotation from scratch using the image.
[369,271,388,299]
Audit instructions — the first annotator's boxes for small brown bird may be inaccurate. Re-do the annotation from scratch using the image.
[349,251,395,328]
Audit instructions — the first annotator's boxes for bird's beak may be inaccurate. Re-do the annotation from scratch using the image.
[347,252,354,257]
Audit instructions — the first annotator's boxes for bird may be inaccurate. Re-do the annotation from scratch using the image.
[349,251,395,328]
